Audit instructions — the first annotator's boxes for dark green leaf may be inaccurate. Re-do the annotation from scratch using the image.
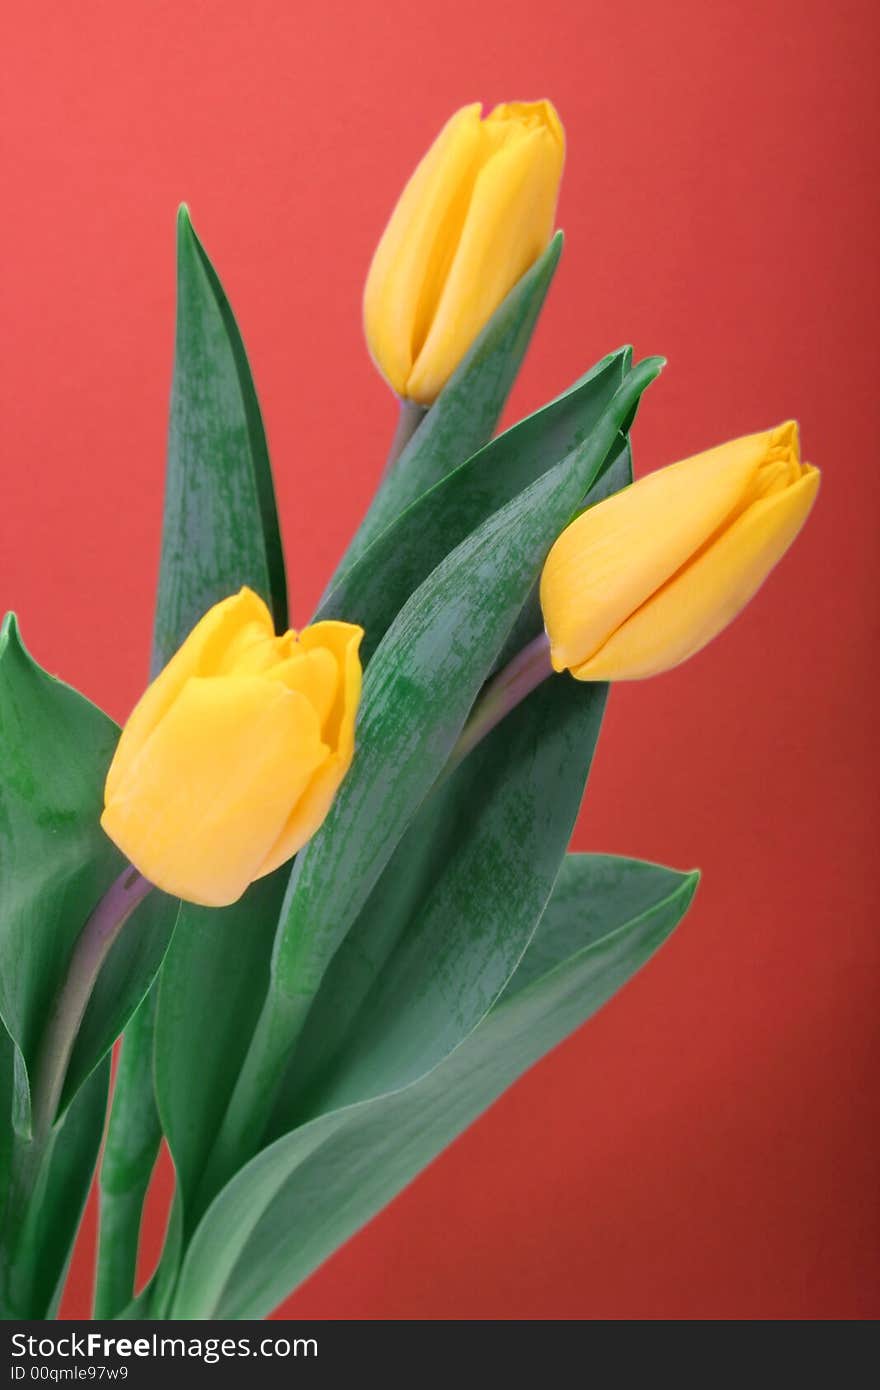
[170,853,698,1319]
[99,207,291,1313]
[193,361,661,1205]
[0,616,174,1125]
[153,205,287,670]
[280,678,608,1123]
[154,873,286,1235]
[93,992,164,1319]
[0,1056,110,1318]
[272,443,635,1127]
[320,345,631,662]
[277,364,661,1007]
[63,892,179,1112]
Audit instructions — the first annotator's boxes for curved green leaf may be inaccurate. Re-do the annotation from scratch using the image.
[97,206,290,1316]
[197,360,662,1203]
[320,345,631,662]
[0,616,174,1125]
[153,204,287,670]
[171,853,698,1320]
[276,363,661,1014]
[271,445,635,1129]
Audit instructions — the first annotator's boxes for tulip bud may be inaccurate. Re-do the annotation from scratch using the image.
[364,100,565,405]
[540,422,819,681]
[101,589,363,907]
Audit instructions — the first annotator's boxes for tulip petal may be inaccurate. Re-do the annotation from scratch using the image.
[256,622,363,876]
[540,430,781,674]
[572,465,820,680]
[364,104,485,397]
[406,111,564,403]
[296,621,363,748]
[102,675,329,907]
[271,647,339,733]
[105,588,273,803]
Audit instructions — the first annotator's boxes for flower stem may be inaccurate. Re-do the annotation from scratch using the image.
[383,397,427,477]
[30,865,153,1142]
[446,632,555,777]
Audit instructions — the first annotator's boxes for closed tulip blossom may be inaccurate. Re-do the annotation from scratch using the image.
[540,422,819,681]
[364,100,565,405]
[101,589,363,907]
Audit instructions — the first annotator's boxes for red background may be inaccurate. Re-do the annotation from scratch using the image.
[3,0,878,1321]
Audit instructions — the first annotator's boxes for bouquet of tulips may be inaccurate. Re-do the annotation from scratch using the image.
[0,100,818,1321]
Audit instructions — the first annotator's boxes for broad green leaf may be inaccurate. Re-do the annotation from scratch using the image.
[154,873,286,1235]
[0,616,175,1126]
[0,1055,110,1318]
[98,207,292,1315]
[280,385,636,1126]
[320,346,631,662]
[199,361,662,1200]
[332,234,563,580]
[277,364,661,1008]
[271,443,635,1129]
[277,659,608,1127]
[153,206,287,669]
[171,853,698,1320]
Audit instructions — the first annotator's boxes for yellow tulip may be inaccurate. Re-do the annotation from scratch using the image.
[540,422,820,681]
[101,589,363,907]
[364,100,565,405]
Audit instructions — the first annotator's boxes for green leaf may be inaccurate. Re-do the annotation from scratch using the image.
[279,363,660,1004]
[98,206,291,1314]
[271,443,635,1129]
[0,1028,17,1220]
[332,234,563,580]
[170,853,698,1320]
[153,204,287,671]
[1,1055,110,1318]
[198,360,662,1200]
[63,893,179,1112]
[320,345,631,663]
[94,992,164,1319]
[278,663,608,1126]
[0,616,175,1125]
[154,874,286,1235]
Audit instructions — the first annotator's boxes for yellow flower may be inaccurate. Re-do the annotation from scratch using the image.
[364,100,565,405]
[101,589,363,907]
[540,422,820,681]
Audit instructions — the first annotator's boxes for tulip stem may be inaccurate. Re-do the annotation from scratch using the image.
[446,631,555,777]
[30,865,154,1143]
[384,398,427,476]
